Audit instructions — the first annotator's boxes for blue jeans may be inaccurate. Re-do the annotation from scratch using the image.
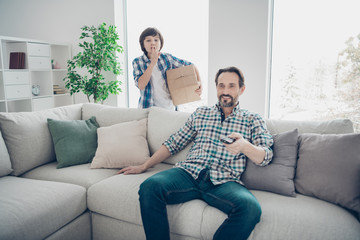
[138,168,261,240]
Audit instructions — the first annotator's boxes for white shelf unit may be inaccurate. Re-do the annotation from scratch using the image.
[0,36,73,112]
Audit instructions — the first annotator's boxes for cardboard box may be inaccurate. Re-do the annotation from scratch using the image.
[166,65,201,105]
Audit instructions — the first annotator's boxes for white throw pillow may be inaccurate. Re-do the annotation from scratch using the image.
[90,118,150,169]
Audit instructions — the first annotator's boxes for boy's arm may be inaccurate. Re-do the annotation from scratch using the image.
[137,49,160,90]
[117,145,171,175]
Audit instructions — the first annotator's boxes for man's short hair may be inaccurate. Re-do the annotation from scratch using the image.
[139,27,164,55]
[215,66,245,88]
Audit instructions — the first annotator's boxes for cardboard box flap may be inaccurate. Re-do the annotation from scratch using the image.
[166,65,196,81]
[166,65,201,106]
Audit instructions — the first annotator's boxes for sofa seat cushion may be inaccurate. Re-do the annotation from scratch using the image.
[88,163,208,239]
[88,163,172,225]
[21,162,119,189]
[0,176,87,240]
[201,191,360,240]
[89,164,360,240]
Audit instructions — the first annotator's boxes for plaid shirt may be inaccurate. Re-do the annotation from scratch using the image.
[163,103,274,185]
[132,53,191,108]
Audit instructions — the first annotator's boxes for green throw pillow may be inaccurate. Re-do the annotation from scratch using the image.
[47,116,99,168]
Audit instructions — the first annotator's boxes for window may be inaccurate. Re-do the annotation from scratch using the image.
[126,0,209,112]
[270,0,360,132]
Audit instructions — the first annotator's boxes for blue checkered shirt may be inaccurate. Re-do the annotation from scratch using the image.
[163,103,274,185]
[132,53,192,108]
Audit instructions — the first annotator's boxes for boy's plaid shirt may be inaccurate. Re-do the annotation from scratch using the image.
[164,103,274,185]
[132,52,191,108]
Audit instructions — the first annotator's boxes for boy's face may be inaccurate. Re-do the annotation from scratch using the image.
[144,35,161,54]
[216,72,245,108]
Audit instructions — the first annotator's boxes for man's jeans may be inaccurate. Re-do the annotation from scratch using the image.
[138,168,261,240]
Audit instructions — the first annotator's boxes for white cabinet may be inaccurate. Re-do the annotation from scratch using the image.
[4,71,30,85]
[28,43,50,56]
[0,36,73,112]
[5,85,31,99]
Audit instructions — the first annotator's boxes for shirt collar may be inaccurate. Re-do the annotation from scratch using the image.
[215,102,240,114]
[141,53,151,63]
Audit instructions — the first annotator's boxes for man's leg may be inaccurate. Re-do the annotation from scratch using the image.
[203,181,262,240]
[138,168,200,240]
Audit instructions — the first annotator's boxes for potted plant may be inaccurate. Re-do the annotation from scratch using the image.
[64,23,123,103]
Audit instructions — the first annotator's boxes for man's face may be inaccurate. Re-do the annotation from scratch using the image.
[216,72,245,108]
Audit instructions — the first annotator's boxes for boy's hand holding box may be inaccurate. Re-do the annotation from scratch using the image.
[166,65,201,106]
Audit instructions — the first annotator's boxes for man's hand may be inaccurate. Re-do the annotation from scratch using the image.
[223,132,266,165]
[117,164,147,175]
[223,132,247,155]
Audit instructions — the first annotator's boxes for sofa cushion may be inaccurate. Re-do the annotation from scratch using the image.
[265,118,354,134]
[88,163,172,225]
[295,133,360,215]
[148,107,192,164]
[241,129,298,196]
[21,162,118,189]
[0,176,86,240]
[201,190,360,240]
[45,212,91,240]
[88,162,360,240]
[91,118,150,169]
[48,117,99,168]
[82,103,149,127]
[88,163,206,239]
[0,104,82,176]
[0,130,12,177]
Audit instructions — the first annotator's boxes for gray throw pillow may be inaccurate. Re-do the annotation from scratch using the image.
[295,133,360,214]
[241,129,298,197]
[0,131,13,177]
[47,117,99,169]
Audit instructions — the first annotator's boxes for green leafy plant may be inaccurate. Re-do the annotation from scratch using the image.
[64,23,123,103]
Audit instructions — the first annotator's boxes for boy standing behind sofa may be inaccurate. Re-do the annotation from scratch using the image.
[132,27,202,110]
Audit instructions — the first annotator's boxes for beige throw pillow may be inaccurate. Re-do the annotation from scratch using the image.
[90,118,150,169]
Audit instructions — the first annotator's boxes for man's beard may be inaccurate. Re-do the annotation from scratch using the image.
[219,94,236,107]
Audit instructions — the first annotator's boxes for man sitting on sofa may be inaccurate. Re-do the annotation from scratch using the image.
[118,66,274,240]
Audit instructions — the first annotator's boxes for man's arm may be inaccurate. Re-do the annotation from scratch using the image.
[117,145,171,175]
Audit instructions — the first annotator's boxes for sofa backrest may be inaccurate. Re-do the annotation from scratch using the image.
[0,104,82,176]
[265,118,354,134]
[0,130,12,177]
[82,103,149,126]
[147,107,354,165]
[147,107,191,165]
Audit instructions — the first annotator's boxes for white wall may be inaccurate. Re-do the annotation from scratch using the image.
[0,0,128,107]
[208,0,271,117]
[0,0,271,112]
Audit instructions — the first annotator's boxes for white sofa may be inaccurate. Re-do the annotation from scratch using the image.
[0,103,359,240]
